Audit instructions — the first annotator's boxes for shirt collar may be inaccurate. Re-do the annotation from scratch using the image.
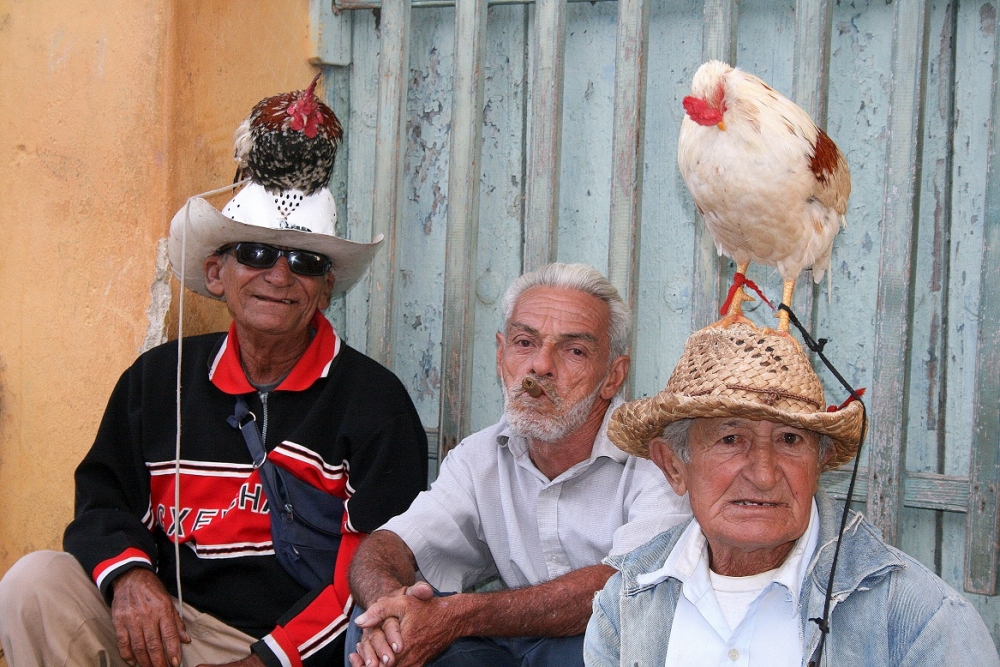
[208,311,341,394]
[637,498,820,601]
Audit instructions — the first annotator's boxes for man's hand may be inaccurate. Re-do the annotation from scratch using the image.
[111,568,191,667]
[350,582,458,667]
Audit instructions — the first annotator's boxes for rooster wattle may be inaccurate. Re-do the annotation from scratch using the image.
[677,60,851,332]
[233,73,344,196]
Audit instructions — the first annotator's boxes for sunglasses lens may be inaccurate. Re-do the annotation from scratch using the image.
[287,252,331,277]
[235,243,279,269]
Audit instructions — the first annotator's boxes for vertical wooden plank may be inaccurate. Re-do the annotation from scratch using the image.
[964,13,1000,594]
[523,0,567,270]
[344,9,381,353]
[322,64,353,337]
[440,0,488,458]
[368,0,412,367]
[690,0,738,331]
[607,0,650,373]
[899,0,956,573]
[469,5,528,434]
[867,0,929,546]
[790,0,832,332]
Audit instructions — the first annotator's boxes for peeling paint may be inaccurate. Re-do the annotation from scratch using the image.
[140,239,172,354]
[981,3,997,35]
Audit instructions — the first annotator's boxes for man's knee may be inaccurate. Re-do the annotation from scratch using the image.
[0,551,78,614]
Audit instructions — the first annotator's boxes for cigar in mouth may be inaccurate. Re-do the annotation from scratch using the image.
[521,377,543,397]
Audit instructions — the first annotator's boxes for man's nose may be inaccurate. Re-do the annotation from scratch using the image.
[529,345,557,377]
[263,257,295,285]
[744,440,780,489]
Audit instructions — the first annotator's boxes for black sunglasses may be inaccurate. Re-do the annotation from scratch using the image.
[218,243,332,277]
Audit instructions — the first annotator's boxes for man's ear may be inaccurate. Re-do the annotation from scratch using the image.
[599,355,630,400]
[203,254,226,298]
[649,437,688,497]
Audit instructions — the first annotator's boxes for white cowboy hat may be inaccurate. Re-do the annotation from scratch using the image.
[168,182,383,298]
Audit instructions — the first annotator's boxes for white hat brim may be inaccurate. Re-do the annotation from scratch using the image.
[168,196,383,298]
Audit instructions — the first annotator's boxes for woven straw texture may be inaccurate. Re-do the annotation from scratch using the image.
[608,323,863,470]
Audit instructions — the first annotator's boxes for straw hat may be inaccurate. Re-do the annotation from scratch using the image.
[608,322,864,470]
[168,184,382,298]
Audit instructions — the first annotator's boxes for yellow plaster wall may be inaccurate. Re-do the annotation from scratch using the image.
[0,0,317,581]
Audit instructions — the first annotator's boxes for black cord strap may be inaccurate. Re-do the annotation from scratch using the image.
[778,304,869,667]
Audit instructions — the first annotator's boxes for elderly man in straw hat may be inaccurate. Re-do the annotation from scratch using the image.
[583,322,999,666]
[0,87,428,667]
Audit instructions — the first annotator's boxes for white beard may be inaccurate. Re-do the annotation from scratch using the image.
[502,376,604,443]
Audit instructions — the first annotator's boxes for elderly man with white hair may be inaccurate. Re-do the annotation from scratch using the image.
[346,263,690,667]
[584,322,1000,666]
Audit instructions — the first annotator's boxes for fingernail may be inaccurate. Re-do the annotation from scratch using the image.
[356,613,368,624]
[382,656,390,664]
[392,643,399,651]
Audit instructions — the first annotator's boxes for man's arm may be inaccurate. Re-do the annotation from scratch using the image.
[350,539,614,667]
[349,529,420,608]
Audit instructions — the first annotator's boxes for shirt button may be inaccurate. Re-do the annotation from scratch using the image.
[728,649,739,661]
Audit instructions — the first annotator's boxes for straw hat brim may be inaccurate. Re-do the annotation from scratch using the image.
[168,197,383,299]
[608,390,865,471]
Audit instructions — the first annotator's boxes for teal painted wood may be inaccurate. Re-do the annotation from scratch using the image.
[899,0,954,571]
[395,10,454,427]
[524,0,568,270]
[469,5,529,435]
[632,0,703,397]
[607,0,650,378]
[368,0,412,368]
[964,3,1000,595]
[555,1,617,272]
[321,64,352,339]
[866,0,929,547]
[940,0,996,598]
[439,0,489,457]
[344,10,381,354]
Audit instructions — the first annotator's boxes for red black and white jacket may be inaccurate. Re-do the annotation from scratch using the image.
[64,313,428,667]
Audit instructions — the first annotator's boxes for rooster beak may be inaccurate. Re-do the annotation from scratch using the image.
[717,120,727,131]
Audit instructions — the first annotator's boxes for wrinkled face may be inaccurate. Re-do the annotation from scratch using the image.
[496,286,628,443]
[203,248,334,339]
[651,418,827,568]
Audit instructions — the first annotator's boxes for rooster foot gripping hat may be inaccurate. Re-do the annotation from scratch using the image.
[167,74,382,299]
[608,321,864,471]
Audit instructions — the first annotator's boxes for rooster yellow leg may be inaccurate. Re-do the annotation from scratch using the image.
[714,262,755,328]
[776,280,795,332]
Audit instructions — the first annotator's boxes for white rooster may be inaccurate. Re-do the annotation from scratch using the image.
[677,60,851,332]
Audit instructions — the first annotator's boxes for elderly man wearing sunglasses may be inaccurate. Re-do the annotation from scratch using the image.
[0,101,429,667]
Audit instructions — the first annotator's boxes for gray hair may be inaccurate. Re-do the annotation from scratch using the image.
[501,263,631,358]
[656,418,833,463]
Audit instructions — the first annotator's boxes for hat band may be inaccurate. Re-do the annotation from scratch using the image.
[690,384,822,410]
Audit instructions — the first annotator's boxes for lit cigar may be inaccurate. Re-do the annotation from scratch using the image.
[521,377,543,397]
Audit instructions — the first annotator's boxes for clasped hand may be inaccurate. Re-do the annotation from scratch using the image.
[349,581,458,667]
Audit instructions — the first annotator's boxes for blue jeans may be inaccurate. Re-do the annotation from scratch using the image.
[344,605,584,667]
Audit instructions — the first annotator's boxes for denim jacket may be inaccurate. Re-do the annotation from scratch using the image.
[585,489,1000,666]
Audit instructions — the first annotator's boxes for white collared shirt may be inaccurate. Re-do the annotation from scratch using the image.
[381,398,691,592]
[635,500,820,667]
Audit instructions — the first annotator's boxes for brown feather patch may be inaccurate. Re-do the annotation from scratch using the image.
[810,128,841,184]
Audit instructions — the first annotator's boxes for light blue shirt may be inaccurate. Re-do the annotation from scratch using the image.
[635,502,818,667]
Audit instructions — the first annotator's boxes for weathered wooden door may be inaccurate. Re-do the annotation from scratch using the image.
[310,0,1000,641]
